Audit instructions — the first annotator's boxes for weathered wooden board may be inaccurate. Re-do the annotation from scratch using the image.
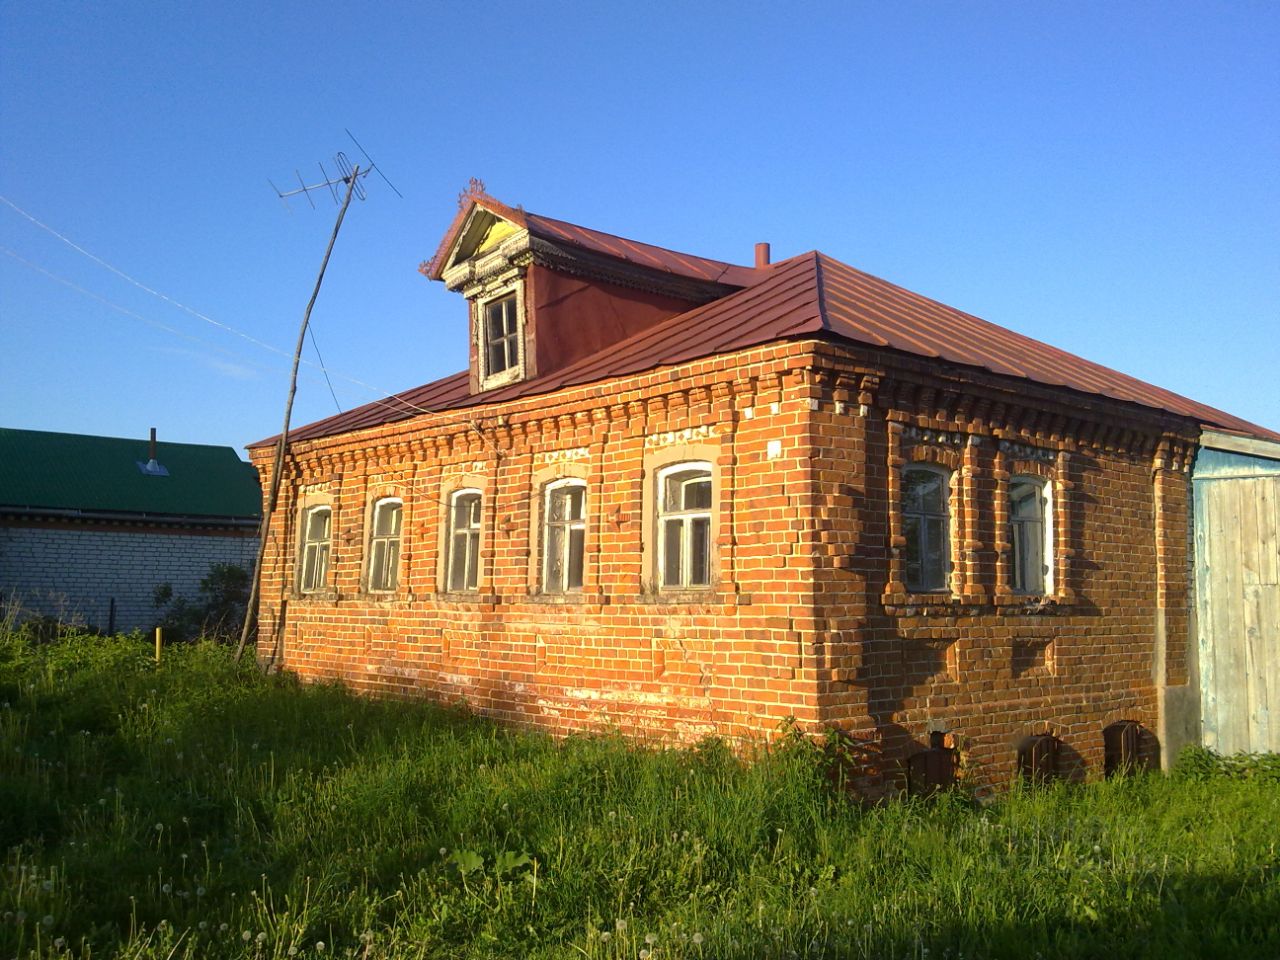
[1195,448,1280,753]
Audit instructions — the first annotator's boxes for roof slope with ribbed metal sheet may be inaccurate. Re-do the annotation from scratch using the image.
[258,245,1278,448]
[424,194,760,288]
[1,428,261,520]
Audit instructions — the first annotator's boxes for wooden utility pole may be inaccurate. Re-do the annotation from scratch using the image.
[236,167,360,663]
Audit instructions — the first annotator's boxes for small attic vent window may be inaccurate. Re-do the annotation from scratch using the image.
[136,458,169,477]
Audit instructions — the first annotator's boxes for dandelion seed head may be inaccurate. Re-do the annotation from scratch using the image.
[693,932,704,944]
[257,932,267,943]
[161,883,172,894]
[600,932,612,942]
[42,915,53,927]
[615,919,627,931]
[315,941,326,952]
[645,932,657,944]
[242,930,252,941]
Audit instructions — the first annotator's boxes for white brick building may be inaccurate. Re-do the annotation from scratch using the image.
[0,428,260,632]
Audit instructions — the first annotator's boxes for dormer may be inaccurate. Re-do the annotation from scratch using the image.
[434,204,536,392]
[423,187,761,396]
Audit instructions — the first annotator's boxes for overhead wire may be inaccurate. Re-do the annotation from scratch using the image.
[0,195,499,447]
[306,324,343,413]
[2,245,277,378]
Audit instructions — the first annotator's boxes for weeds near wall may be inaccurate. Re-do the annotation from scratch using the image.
[1,629,1278,959]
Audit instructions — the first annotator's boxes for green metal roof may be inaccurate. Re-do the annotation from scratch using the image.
[0,428,261,521]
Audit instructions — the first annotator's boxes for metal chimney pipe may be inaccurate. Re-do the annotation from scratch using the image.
[149,427,157,461]
[754,242,771,268]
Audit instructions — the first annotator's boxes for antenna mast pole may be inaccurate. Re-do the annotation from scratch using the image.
[236,166,360,663]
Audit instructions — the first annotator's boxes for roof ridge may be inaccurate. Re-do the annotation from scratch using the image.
[811,251,831,332]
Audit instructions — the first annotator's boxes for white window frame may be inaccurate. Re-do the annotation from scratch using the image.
[1009,475,1053,595]
[475,285,526,390]
[446,488,483,593]
[656,461,713,590]
[297,505,332,594]
[902,464,951,593]
[366,497,403,593]
[542,479,587,594]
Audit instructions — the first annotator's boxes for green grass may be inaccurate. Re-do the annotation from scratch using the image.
[1,629,1277,959]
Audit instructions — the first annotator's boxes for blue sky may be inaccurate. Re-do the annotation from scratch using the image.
[2,1,1276,456]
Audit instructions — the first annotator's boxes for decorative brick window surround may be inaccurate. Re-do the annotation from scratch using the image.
[1009,475,1051,595]
[446,489,483,592]
[297,505,331,594]
[542,479,586,594]
[884,424,971,605]
[993,441,1072,605]
[366,498,402,593]
[901,464,951,593]
[656,461,714,589]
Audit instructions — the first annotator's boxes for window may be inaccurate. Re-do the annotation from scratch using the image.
[297,505,331,593]
[657,463,712,588]
[483,295,519,377]
[543,480,586,593]
[1009,477,1051,595]
[902,465,950,592]
[447,490,482,592]
[367,498,402,592]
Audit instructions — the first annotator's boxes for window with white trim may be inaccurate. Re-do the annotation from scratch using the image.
[543,480,586,594]
[902,465,950,593]
[657,463,713,589]
[447,489,482,592]
[483,294,519,377]
[1009,476,1052,595]
[367,498,402,592]
[297,505,331,593]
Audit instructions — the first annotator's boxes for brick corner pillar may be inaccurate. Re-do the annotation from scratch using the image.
[1152,434,1198,768]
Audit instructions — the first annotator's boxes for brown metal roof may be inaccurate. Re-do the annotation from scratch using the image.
[253,247,1278,449]
[423,194,759,287]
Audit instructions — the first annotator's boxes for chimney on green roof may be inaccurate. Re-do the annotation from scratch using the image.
[137,426,169,477]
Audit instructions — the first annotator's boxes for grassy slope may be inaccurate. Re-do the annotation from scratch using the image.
[0,631,1277,960]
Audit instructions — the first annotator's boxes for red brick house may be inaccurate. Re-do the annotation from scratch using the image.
[247,189,1278,794]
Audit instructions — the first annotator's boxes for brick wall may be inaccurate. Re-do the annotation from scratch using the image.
[251,337,1198,793]
[0,524,258,632]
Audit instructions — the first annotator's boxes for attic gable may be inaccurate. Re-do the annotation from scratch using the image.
[435,204,533,297]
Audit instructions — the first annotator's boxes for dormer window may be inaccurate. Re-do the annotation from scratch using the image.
[474,286,526,390]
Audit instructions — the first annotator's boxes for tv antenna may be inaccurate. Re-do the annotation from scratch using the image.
[268,131,403,210]
[239,135,400,663]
